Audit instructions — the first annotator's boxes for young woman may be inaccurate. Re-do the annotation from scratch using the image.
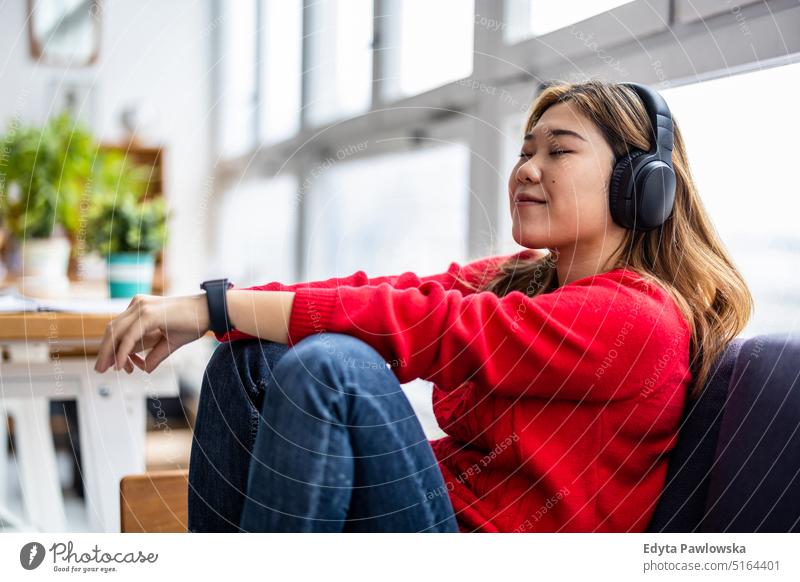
[95,80,752,532]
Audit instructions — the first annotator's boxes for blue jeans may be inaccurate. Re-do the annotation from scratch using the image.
[187,332,459,532]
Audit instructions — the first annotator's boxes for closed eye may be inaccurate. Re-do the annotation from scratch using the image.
[518,150,572,158]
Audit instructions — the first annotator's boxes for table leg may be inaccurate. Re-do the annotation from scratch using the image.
[77,374,147,532]
[0,405,7,508]
[2,398,68,531]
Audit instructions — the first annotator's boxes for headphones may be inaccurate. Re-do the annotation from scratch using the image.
[608,82,677,231]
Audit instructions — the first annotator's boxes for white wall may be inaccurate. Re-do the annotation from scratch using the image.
[0,0,215,293]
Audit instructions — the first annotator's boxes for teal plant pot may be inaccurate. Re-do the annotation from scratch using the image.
[107,253,156,298]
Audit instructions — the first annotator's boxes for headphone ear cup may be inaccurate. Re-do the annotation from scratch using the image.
[609,151,646,229]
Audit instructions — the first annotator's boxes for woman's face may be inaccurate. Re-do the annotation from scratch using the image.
[507,101,625,254]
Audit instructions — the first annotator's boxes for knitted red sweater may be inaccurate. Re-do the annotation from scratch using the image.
[215,249,693,532]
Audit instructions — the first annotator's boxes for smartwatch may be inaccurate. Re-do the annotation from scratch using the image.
[200,278,234,335]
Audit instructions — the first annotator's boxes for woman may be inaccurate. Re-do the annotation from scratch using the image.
[95,80,752,532]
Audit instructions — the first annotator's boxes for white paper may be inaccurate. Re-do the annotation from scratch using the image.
[0,290,130,314]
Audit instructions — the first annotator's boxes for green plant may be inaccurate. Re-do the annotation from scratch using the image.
[85,151,168,255]
[0,111,95,239]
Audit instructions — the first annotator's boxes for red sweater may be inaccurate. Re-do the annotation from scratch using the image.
[216,249,693,532]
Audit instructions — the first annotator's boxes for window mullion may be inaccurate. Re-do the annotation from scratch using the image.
[254,0,264,145]
[299,0,315,131]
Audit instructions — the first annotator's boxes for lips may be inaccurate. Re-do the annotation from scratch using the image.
[514,192,546,204]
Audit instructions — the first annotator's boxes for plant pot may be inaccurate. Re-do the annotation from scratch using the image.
[107,253,156,298]
[19,236,71,297]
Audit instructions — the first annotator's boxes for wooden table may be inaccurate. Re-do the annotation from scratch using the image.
[0,311,180,533]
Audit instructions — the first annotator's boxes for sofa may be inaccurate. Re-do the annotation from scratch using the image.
[647,333,800,532]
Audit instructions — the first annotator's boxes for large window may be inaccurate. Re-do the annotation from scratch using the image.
[217,0,304,152]
[662,62,800,335]
[503,0,634,43]
[304,143,470,280]
[217,1,257,158]
[258,0,303,143]
[306,0,373,126]
[383,0,475,99]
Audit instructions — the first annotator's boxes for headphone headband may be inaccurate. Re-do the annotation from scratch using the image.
[620,82,675,164]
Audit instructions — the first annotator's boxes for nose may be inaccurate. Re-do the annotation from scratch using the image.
[515,157,542,184]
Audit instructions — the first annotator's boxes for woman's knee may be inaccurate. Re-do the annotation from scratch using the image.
[203,339,290,409]
[273,333,398,400]
[283,333,386,372]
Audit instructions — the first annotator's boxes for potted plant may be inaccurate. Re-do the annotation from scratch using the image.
[85,151,168,298]
[0,112,94,295]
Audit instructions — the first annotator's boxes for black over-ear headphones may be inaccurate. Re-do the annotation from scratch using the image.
[608,82,677,231]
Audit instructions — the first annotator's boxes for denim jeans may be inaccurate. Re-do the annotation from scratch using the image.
[187,332,459,532]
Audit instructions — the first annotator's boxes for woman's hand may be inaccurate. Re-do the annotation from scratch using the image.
[94,293,210,374]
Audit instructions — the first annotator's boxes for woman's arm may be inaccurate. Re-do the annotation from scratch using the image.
[283,270,692,401]
[215,249,538,343]
[233,250,530,295]
[93,290,297,373]
[224,289,295,344]
[93,249,541,373]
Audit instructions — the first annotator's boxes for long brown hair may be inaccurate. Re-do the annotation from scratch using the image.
[462,79,752,400]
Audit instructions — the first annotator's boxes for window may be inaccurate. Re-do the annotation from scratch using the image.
[218,0,303,150]
[383,0,475,99]
[503,0,633,43]
[305,0,373,126]
[258,0,303,143]
[213,175,299,286]
[661,63,800,334]
[217,0,257,158]
[304,143,470,280]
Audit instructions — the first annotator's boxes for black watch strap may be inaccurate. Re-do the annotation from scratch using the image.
[200,278,234,335]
